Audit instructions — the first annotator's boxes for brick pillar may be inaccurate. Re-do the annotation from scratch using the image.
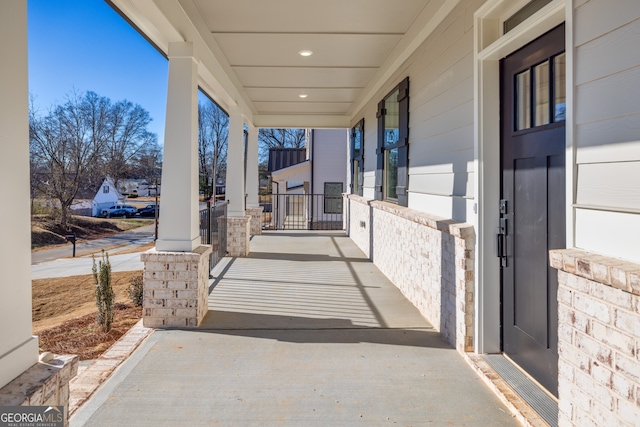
[227,216,251,257]
[0,354,78,427]
[245,206,264,236]
[141,245,212,328]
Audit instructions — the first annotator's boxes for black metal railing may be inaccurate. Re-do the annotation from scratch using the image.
[199,201,228,268]
[260,193,343,231]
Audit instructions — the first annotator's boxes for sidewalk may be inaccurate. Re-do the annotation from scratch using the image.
[71,231,521,426]
[31,251,145,279]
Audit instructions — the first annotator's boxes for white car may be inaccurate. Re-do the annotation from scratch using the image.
[101,204,138,218]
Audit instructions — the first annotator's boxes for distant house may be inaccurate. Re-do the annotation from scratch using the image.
[92,177,124,217]
[268,129,348,230]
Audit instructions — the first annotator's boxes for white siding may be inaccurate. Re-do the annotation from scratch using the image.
[312,129,348,193]
[355,0,482,222]
[574,1,640,262]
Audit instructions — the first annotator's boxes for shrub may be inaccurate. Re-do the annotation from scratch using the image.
[92,251,114,332]
[128,275,144,307]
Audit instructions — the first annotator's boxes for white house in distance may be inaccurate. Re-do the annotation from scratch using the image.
[269,129,348,230]
[91,177,124,217]
[2,1,640,426]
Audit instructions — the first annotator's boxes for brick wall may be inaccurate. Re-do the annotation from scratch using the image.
[551,249,640,427]
[0,354,78,427]
[226,216,251,257]
[347,195,475,352]
[346,195,372,259]
[141,245,212,328]
[246,207,263,236]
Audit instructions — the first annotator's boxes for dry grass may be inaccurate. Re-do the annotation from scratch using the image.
[31,214,152,249]
[32,270,143,334]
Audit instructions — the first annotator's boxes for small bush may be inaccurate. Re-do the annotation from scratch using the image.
[93,251,114,332]
[128,275,144,307]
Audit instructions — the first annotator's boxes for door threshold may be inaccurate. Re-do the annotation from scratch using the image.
[481,354,558,427]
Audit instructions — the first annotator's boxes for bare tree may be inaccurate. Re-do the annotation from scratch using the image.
[30,92,107,227]
[258,128,305,149]
[29,91,158,227]
[131,143,162,184]
[103,97,158,188]
[198,101,228,195]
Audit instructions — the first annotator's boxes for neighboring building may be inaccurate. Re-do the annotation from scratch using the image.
[268,129,348,230]
[91,177,124,217]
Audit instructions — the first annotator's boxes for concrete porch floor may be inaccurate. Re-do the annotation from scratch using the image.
[72,231,520,426]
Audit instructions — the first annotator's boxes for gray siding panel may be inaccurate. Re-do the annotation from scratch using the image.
[575,0,640,46]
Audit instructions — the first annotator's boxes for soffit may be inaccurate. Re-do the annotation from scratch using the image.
[111,0,453,127]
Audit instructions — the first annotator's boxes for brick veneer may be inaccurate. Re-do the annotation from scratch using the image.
[226,216,251,257]
[246,207,264,236]
[141,245,212,328]
[550,249,640,427]
[0,354,78,427]
[346,195,475,352]
[346,195,372,259]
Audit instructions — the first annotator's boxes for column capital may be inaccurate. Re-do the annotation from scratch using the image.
[168,41,194,58]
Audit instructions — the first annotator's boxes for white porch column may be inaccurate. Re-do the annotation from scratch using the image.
[226,108,246,217]
[156,42,200,252]
[244,124,263,235]
[245,124,259,208]
[0,0,39,389]
[225,109,251,255]
[142,42,211,328]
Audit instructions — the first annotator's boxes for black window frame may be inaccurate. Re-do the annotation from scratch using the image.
[350,118,365,196]
[376,77,409,206]
[323,182,343,214]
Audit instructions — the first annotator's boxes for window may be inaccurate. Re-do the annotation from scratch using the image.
[350,119,364,196]
[514,52,565,131]
[103,185,109,194]
[324,182,343,214]
[376,77,409,206]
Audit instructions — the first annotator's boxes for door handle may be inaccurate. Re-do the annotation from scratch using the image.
[497,218,507,267]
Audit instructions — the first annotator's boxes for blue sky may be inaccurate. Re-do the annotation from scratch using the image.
[28,0,169,144]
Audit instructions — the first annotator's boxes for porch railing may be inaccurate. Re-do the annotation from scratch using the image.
[199,201,228,268]
[260,193,343,231]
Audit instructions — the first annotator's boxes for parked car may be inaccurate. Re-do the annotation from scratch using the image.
[137,204,159,217]
[101,204,138,218]
[104,208,130,218]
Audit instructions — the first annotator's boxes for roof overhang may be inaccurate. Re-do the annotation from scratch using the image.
[107,0,460,128]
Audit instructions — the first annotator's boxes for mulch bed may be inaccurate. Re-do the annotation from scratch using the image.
[38,303,142,360]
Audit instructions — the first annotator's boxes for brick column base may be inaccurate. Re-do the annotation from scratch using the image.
[141,245,212,328]
[0,354,78,427]
[550,249,640,427]
[245,207,264,236]
[227,216,251,257]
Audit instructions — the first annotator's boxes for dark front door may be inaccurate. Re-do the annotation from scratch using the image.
[500,24,566,396]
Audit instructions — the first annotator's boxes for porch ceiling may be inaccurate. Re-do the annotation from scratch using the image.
[108,0,454,128]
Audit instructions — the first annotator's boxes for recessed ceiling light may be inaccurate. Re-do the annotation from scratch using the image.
[299,94,308,98]
[298,50,313,57]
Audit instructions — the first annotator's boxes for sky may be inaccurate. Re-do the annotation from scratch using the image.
[28,0,170,145]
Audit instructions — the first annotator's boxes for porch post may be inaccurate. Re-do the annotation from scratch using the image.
[0,2,77,420]
[0,0,39,390]
[142,42,211,328]
[225,109,251,255]
[156,42,200,252]
[245,124,263,235]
